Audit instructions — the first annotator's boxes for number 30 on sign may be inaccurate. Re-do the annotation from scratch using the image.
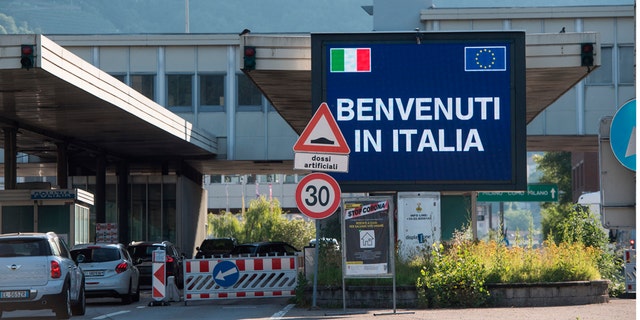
[295,172,342,219]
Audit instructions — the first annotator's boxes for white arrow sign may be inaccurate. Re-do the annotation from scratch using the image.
[215,267,238,281]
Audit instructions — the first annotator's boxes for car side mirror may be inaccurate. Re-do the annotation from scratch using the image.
[76,254,85,264]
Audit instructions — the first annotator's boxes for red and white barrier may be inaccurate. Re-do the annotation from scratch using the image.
[183,255,300,304]
[151,249,166,303]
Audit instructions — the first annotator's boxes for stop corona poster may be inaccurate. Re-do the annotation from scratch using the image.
[343,198,392,277]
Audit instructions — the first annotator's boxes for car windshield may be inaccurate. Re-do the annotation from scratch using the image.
[71,247,119,263]
[0,239,48,257]
[128,245,165,261]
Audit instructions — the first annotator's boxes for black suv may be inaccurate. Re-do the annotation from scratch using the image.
[194,238,237,259]
[126,241,184,289]
[230,241,299,257]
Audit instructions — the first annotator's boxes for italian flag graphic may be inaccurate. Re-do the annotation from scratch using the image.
[330,48,371,72]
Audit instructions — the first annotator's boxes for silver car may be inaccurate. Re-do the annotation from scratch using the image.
[0,232,86,319]
[71,243,140,304]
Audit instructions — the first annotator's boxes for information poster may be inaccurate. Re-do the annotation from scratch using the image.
[95,223,118,243]
[397,192,441,260]
[343,197,393,277]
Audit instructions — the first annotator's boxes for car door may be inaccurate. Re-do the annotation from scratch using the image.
[56,238,83,300]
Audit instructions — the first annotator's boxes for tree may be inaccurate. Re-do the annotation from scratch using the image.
[533,152,572,205]
[535,151,608,248]
[243,196,283,242]
[208,196,316,250]
[207,211,243,241]
[534,151,572,243]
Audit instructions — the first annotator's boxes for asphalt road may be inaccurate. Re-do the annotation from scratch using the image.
[1,290,635,320]
[288,298,636,320]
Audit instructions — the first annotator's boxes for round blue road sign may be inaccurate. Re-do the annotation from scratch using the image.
[610,99,636,171]
[212,260,239,288]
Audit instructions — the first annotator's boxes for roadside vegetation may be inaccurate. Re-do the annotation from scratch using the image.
[212,153,626,308]
[306,207,623,308]
[207,196,315,252]
[306,152,625,307]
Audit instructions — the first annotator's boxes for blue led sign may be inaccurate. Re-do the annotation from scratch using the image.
[311,32,526,192]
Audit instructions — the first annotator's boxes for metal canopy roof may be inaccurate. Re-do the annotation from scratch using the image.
[0,35,217,176]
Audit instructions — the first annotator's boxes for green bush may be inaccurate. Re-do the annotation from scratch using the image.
[414,239,605,307]
[416,242,490,308]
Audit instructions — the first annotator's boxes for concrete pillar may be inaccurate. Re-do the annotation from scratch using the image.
[56,142,68,189]
[95,154,106,223]
[117,161,130,244]
[3,127,17,190]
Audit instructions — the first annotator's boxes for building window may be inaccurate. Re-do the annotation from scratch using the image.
[167,74,193,110]
[585,46,612,85]
[237,73,262,107]
[199,74,225,110]
[223,175,241,184]
[618,46,634,85]
[283,174,296,184]
[131,74,155,101]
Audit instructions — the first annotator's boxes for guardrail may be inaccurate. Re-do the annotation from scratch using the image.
[182,255,300,304]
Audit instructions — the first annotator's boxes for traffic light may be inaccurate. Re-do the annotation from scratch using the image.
[580,43,594,67]
[243,46,256,71]
[21,45,35,70]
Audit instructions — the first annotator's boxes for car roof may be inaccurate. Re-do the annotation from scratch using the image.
[128,241,172,246]
[236,241,298,249]
[201,238,235,243]
[71,243,124,250]
[0,232,57,240]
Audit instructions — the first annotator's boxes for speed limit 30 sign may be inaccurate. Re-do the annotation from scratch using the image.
[295,172,342,219]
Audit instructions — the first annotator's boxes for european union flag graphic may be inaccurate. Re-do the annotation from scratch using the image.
[465,46,507,71]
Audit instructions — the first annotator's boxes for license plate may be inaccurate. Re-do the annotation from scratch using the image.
[1,290,29,299]
[84,270,105,277]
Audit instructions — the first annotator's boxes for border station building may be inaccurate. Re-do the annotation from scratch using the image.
[0,0,634,256]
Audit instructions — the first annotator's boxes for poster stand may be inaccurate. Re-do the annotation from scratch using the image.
[330,196,414,316]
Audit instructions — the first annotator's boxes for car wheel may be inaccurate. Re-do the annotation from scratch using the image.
[133,281,141,302]
[55,283,72,319]
[121,280,133,304]
[71,283,86,315]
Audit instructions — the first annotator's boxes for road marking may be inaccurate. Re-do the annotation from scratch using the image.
[93,310,130,319]
[270,304,295,319]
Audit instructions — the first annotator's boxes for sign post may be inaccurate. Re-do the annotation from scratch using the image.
[293,101,350,308]
[294,102,351,172]
[295,172,342,220]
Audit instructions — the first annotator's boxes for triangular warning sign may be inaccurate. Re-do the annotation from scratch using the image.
[293,102,350,154]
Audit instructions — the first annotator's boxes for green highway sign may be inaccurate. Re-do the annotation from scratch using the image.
[477,184,559,202]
